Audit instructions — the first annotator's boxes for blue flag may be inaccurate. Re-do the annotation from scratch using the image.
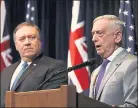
[119,0,136,55]
[25,0,38,25]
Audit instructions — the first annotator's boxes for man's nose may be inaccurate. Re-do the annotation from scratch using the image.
[92,34,98,42]
[24,38,31,45]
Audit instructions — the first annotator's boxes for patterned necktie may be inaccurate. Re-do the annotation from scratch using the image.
[95,59,110,96]
[11,62,28,90]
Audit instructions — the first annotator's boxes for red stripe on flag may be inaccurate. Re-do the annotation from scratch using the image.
[1,0,12,71]
[0,40,10,52]
[69,27,89,90]
[82,43,88,52]
[1,54,6,71]
[0,40,10,71]
[69,27,84,65]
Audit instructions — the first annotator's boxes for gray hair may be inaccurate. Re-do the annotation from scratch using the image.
[93,15,124,33]
[13,22,41,42]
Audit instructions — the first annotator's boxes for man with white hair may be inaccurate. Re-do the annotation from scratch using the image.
[89,15,137,107]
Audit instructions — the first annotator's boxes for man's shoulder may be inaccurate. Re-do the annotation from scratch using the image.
[124,51,137,61]
[1,61,19,76]
[117,50,137,68]
[40,56,65,66]
[1,61,19,72]
[117,49,137,61]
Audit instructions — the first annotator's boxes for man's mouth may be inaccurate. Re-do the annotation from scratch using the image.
[25,48,33,51]
[95,45,101,49]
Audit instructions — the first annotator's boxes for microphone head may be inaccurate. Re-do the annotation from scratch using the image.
[87,58,96,65]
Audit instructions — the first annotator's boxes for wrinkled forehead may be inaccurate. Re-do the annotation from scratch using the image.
[92,19,110,31]
[15,26,38,37]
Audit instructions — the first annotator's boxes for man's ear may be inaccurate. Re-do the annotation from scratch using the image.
[114,30,122,44]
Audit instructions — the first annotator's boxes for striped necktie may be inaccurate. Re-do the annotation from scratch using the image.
[11,62,28,90]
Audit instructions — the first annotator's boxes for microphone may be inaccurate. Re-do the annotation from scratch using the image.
[67,58,96,72]
[36,58,96,90]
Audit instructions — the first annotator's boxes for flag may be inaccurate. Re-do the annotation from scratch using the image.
[68,1,90,95]
[25,0,38,25]
[119,0,136,54]
[25,0,42,48]
[0,0,12,72]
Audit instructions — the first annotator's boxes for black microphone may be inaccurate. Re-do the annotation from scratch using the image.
[36,58,96,90]
[66,58,96,72]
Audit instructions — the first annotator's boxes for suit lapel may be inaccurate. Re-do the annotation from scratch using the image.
[96,50,127,100]
[13,54,44,91]
[5,61,20,91]
[89,68,99,98]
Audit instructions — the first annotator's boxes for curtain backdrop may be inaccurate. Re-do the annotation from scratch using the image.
[5,0,137,72]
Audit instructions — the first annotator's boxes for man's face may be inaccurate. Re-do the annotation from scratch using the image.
[92,19,122,58]
[15,26,42,60]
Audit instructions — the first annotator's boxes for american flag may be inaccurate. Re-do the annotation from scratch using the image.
[119,0,136,54]
[0,0,12,72]
[68,1,90,95]
[25,0,38,24]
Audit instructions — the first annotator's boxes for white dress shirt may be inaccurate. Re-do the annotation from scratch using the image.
[105,47,124,73]
[10,60,31,90]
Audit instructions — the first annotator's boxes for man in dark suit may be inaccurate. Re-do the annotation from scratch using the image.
[1,22,68,107]
[89,15,137,107]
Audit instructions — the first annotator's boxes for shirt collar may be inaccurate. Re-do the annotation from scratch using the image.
[107,47,124,62]
[21,60,32,65]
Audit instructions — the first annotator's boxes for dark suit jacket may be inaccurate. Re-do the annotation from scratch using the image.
[1,53,68,107]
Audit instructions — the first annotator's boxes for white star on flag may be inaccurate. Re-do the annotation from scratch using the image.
[119,9,121,14]
[131,15,134,17]
[25,0,38,25]
[123,22,126,26]
[26,14,29,19]
[125,1,129,4]
[31,7,35,11]
[128,36,133,41]
[27,3,30,8]
[129,25,134,30]
[31,17,34,21]
[119,0,136,54]
[126,47,131,52]
[123,10,128,15]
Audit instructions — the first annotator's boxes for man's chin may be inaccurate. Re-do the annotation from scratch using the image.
[23,54,36,59]
[97,51,101,55]
[97,51,103,57]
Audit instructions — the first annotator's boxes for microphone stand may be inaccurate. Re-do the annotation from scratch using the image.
[36,58,96,90]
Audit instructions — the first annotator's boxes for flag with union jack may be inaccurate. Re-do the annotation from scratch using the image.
[0,0,12,72]
[68,0,90,96]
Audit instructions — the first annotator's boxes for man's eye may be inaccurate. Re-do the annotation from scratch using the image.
[96,31,100,34]
[92,32,94,35]
[19,38,25,41]
[31,36,36,39]
[97,31,104,36]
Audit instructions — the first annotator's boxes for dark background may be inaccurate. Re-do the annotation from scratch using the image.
[5,0,138,72]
